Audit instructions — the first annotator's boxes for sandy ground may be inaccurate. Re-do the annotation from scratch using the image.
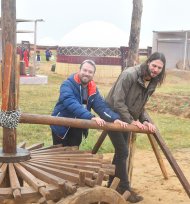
[104,148,190,204]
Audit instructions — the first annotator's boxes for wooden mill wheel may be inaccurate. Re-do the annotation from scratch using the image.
[0,143,127,204]
[57,186,127,204]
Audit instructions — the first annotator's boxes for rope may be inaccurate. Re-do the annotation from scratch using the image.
[0,110,21,128]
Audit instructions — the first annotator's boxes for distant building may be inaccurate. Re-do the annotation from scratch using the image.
[152,30,190,69]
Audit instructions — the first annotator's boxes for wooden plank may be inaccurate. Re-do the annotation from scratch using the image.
[31,148,92,155]
[30,159,109,180]
[30,144,63,152]
[0,163,8,185]
[31,155,104,163]
[28,160,94,179]
[0,185,63,203]
[20,162,77,195]
[17,142,26,148]
[78,171,86,187]
[9,163,21,199]
[26,162,95,187]
[30,157,115,176]
[95,169,105,185]
[14,163,51,200]
[26,143,44,151]
[109,177,120,190]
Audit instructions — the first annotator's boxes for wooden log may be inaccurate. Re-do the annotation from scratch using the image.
[19,113,152,134]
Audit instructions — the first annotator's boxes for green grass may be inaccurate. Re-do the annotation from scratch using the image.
[0,63,190,152]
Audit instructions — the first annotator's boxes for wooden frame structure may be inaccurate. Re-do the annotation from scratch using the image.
[0,1,190,203]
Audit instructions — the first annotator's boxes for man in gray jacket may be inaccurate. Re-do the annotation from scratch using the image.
[106,52,166,203]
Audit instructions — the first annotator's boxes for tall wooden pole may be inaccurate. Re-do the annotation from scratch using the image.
[1,0,17,153]
[127,0,143,67]
[126,0,143,183]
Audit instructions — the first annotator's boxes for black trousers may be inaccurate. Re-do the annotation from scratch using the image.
[52,128,83,146]
[108,131,131,192]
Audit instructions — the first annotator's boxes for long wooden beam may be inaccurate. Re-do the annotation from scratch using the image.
[18,113,151,134]
[145,112,190,198]
[153,131,190,198]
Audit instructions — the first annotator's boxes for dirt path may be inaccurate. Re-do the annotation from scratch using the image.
[104,148,190,204]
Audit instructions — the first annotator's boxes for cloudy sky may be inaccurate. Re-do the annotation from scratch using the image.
[3,0,190,48]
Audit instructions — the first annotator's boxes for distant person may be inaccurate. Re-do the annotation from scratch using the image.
[23,48,29,67]
[45,48,51,61]
[106,52,166,203]
[50,59,128,147]
[36,50,41,69]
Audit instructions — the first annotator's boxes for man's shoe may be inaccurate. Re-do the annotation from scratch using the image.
[126,191,143,203]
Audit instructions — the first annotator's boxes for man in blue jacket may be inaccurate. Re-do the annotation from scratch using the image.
[51,59,127,146]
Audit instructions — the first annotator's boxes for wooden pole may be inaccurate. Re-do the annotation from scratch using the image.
[1,0,17,153]
[147,134,168,179]
[153,130,190,198]
[127,132,136,184]
[19,113,152,134]
[92,130,108,154]
[145,112,190,198]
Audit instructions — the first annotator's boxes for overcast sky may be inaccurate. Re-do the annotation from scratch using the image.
[2,0,190,48]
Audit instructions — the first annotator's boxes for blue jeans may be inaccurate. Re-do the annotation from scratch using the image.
[108,131,131,192]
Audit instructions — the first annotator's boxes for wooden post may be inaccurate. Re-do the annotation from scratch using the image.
[1,0,17,153]
[147,134,168,179]
[127,0,143,67]
[127,132,136,184]
[92,130,108,154]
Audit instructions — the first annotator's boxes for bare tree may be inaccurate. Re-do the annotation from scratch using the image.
[127,0,143,183]
[127,0,143,67]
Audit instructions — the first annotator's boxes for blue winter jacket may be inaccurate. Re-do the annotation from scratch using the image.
[50,73,120,139]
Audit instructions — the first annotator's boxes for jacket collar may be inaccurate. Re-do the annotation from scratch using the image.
[74,73,96,96]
